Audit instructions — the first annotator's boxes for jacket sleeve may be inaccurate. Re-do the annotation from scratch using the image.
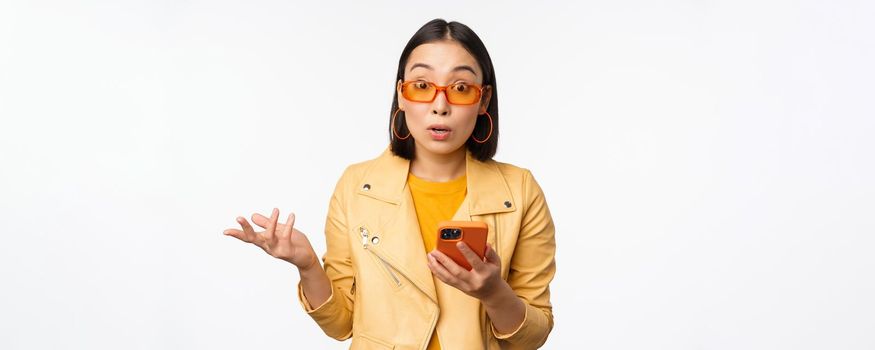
[491,169,556,348]
[296,166,356,340]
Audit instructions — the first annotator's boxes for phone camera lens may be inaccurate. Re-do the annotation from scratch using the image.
[440,228,452,240]
[452,229,462,239]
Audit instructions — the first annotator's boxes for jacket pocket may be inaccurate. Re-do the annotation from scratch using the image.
[351,332,396,349]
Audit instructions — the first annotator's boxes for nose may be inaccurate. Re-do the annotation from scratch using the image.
[431,90,449,116]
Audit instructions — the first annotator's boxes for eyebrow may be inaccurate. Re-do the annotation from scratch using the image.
[409,63,477,76]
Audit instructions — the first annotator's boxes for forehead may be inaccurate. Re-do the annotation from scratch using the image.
[405,40,482,80]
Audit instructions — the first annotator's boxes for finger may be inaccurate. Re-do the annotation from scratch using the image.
[263,208,279,243]
[223,228,247,241]
[278,212,295,239]
[484,243,501,265]
[456,241,486,270]
[251,212,271,229]
[234,217,259,243]
[427,253,460,286]
[427,253,451,282]
[430,249,469,277]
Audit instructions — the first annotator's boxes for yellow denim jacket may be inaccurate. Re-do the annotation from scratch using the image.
[297,145,556,349]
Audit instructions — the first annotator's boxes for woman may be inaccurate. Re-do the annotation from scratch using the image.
[224,18,556,349]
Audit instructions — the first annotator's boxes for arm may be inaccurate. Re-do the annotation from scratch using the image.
[482,278,527,334]
[490,169,556,348]
[296,168,356,340]
[297,250,331,310]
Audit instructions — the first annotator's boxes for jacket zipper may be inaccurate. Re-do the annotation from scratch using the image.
[360,226,370,248]
[376,255,401,286]
[360,226,401,286]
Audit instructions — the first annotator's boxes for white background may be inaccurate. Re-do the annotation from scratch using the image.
[1,0,873,349]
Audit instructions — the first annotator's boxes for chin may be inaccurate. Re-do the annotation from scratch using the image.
[415,139,466,155]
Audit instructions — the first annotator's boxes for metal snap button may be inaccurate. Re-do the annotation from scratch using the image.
[371,236,380,245]
[504,200,512,208]
[362,184,371,191]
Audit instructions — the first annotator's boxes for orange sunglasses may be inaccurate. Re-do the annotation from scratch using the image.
[400,80,485,105]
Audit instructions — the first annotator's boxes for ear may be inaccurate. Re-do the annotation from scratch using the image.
[396,79,405,110]
[479,85,493,114]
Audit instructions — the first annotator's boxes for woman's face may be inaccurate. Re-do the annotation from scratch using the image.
[397,40,492,157]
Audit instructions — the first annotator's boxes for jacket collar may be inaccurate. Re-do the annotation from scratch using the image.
[356,145,516,215]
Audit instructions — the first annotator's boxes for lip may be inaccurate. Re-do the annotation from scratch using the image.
[427,124,453,132]
[427,125,452,141]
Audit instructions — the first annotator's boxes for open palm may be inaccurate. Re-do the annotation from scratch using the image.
[223,208,317,270]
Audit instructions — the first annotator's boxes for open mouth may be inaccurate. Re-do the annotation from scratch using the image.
[429,128,451,134]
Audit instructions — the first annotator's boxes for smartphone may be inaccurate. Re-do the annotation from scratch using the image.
[435,220,488,270]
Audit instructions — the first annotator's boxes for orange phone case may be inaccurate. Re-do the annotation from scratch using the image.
[436,220,488,270]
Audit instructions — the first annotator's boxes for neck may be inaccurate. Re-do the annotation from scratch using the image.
[409,146,467,182]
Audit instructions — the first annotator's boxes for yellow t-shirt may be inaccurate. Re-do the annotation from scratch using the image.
[407,171,467,350]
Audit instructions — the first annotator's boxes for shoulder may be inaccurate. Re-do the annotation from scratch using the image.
[329,150,387,194]
[336,154,381,183]
[340,159,373,179]
[490,159,548,204]
[492,159,539,187]
[492,159,532,179]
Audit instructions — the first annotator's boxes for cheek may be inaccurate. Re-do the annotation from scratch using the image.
[460,114,479,132]
[403,109,428,129]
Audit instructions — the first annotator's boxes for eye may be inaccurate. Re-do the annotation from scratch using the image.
[414,81,430,89]
[452,83,468,92]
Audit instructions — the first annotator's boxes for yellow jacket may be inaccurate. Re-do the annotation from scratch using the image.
[297,145,556,349]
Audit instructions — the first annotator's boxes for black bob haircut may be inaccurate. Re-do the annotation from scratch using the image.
[389,18,499,162]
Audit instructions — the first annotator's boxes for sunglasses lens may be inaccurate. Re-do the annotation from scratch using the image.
[402,82,436,102]
[446,83,480,105]
[402,82,482,104]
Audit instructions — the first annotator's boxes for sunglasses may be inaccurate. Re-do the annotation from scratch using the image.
[400,80,486,105]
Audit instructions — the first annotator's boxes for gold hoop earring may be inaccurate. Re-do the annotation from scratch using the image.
[392,108,410,140]
[471,112,493,144]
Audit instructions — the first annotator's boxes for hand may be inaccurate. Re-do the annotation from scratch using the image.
[427,242,507,301]
[223,208,318,271]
